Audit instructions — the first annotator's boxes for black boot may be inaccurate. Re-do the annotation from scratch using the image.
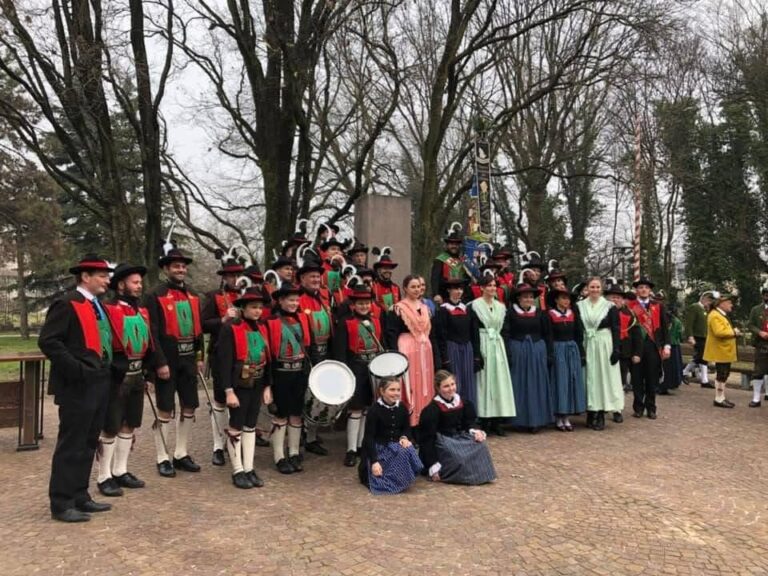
[594,411,605,431]
[491,419,507,437]
[586,411,596,429]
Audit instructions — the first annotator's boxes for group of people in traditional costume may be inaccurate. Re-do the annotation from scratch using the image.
[39,218,756,520]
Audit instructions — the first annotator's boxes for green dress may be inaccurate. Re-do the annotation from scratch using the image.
[577,297,624,412]
[471,298,516,418]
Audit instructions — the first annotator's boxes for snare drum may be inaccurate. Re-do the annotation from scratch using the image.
[303,360,356,426]
[368,352,409,394]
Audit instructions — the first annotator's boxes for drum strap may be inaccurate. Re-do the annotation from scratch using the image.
[360,320,385,353]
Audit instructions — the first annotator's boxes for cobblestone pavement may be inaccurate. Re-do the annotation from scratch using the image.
[1,383,767,576]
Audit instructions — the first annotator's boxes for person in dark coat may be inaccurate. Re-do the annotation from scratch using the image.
[430,223,472,304]
[604,282,642,419]
[419,370,495,485]
[39,255,115,522]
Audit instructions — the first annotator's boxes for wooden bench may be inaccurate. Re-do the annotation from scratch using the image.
[0,352,46,451]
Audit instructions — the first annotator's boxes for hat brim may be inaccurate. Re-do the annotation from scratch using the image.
[234,296,266,307]
[296,265,324,277]
[158,256,193,267]
[373,262,398,269]
[632,280,654,289]
[109,265,147,289]
[216,266,245,276]
[69,262,115,275]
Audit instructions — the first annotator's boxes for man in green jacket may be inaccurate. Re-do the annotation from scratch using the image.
[747,287,768,407]
[683,291,715,388]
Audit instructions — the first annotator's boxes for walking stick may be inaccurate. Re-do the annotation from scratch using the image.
[146,388,170,458]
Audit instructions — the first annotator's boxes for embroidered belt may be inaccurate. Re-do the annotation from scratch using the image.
[126,359,143,375]
[311,343,328,356]
[356,352,378,362]
[275,360,304,372]
[177,341,195,355]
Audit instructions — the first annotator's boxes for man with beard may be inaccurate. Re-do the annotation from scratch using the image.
[347,240,369,269]
[372,250,401,312]
[430,224,472,304]
[747,287,768,407]
[201,256,245,466]
[97,263,155,497]
[39,255,114,522]
[144,247,205,477]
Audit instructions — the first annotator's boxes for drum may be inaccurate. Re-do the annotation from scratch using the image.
[368,352,409,393]
[303,360,356,426]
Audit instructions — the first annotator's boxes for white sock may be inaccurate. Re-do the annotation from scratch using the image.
[715,382,726,403]
[174,414,193,459]
[211,403,228,452]
[357,414,366,449]
[241,427,256,473]
[226,432,244,475]
[346,415,362,452]
[700,364,708,384]
[271,424,287,463]
[97,437,116,483]
[305,424,317,444]
[112,433,133,477]
[288,424,302,457]
[153,418,171,463]
[752,381,763,403]
[683,362,695,376]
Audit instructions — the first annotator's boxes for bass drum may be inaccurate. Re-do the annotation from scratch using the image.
[303,360,356,427]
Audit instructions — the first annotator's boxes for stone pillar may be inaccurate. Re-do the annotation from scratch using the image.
[354,195,412,284]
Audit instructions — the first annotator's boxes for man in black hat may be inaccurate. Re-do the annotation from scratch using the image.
[430,224,472,304]
[144,247,205,477]
[97,263,155,497]
[627,277,670,419]
[201,257,245,467]
[264,255,295,300]
[747,287,768,407]
[264,284,312,474]
[520,251,548,309]
[372,251,401,312]
[39,255,115,522]
[320,236,353,307]
[683,291,715,388]
[347,240,369,269]
[297,255,334,456]
[604,282,642,397]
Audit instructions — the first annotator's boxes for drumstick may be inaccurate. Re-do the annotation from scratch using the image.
[361,320,385,352]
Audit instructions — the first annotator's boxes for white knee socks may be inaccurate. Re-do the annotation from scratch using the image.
[271,423,287,463]
[347,414,361,452]
[226,432,243,475]
[174,414,193,459]
[241,427,256,473]
[112,433,133,477]
[153,418,171,463]
[211,403,228,452]
[288,424,302,457]
[97,436,116,483]
[715,381,726,403]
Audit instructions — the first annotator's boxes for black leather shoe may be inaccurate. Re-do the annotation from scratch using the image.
[632,411,643,418]
[114,472,145,489]
[76,500,112,513]
[749,401,761,408]
[304,441,329,456]
[52,508,91,523]
[491,421,507,437]
[97,478,124,497]
[713,399,735,408]
[647,412,657,420]
[586,412,595,428]
[289,455,304,472]
[157,460,176,477]
[593,412,605,431]
[344,450,357,467]
[254,435,270,448]
[173,456,201,472]
[232,471,254,489]
[276,458,295,474]
[211,449,225,466]
[701,382,715,389]
[612,412,624,424]
[246,470,265,488]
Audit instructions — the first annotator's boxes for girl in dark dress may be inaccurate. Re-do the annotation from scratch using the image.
[435,279,481,407]
[545,289,586,431]
[419,370,496,485]
[358,377,423,495]
[505,284,554,432]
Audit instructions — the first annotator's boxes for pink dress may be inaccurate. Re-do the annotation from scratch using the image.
[392,299,435,426]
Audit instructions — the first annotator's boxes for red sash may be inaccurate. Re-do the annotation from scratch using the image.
[628,300,660,343]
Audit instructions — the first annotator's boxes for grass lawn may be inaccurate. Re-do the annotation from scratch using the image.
[0,335,41,381]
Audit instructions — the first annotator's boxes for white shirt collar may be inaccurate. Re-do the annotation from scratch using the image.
[76,286,96,301]
[441,301,466,312]
[434,393,461,409]
[377,398,400,409]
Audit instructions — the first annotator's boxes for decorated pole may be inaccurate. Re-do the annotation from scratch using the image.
[633,114,642,282]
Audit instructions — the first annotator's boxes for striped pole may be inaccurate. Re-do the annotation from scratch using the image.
[633,114,642,282]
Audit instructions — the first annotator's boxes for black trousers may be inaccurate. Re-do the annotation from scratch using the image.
[619,358,631,390]
[49,369,110,513]
[692,337,706,365]
[632,340,661,414]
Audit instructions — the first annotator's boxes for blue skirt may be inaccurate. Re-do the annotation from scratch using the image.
[662,345,684,391]
[435,433,496,485]
[446,340,477,407]
[507,337,553,428]
[366,442,423,495]
[550,341,587,415]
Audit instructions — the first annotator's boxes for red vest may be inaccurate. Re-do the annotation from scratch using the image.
[156,289,202,340]
[547,308,574,324]
[372,281,401,311]
[266,314,311,361]
[231,321,269,366]
[214,290,239,317]
[345,316,382,355]
[618,308,636,341]
[103,301,152,359]
[70,300,105,358]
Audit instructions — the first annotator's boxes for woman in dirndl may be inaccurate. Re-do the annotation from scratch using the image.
[545,288,586,431]
[384,275,439,427]
[419,370,496,485]
[505,283,554,432]
[576,278,624,431]
[359,377,423,494]
[435,279,480,406]
[469,274,516,436]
